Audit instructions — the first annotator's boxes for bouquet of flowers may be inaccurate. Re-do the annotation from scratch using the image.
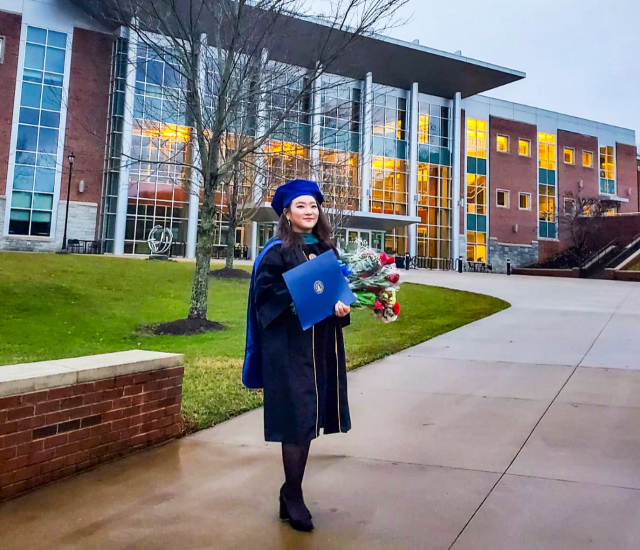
[338,239,401,323]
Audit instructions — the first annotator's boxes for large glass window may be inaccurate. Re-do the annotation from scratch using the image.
[319,84,361,210]
[538,132,557,239]
[466,118,488,262]
[371,92,408,215]
[264,77,311,195]
[599,145,615,195]
[415,100,452,265]
[133,44,186,125]
[8,26,67,237]
[125,44,192,254]
[125,124,191,253]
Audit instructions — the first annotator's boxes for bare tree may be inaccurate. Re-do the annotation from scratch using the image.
[80,0,407,321]
[560,191,613,269]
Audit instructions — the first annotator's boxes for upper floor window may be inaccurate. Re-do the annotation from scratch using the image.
[519,139,530,157]
[497,135,509,153]
[599,145,615,194]
[496,189,510,208]
[467,119,487,159]
[564,147,575,164]
[0,36,5,64]
[583,151,593,168]
[519,192,531,210]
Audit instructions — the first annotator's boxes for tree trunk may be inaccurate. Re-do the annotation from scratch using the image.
[225,216,236,269]
[188,180,217,320]
[225,172,241,269]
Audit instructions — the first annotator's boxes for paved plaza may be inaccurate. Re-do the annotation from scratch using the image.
[1,272,639,549]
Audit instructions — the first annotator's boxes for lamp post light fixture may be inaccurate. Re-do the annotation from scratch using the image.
[61,152,75,251]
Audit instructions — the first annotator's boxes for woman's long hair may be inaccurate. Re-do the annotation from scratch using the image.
[276,204,334,250]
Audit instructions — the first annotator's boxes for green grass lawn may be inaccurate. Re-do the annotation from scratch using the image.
[0,252,509,430]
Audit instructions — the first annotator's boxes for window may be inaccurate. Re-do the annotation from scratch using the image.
[319,84,361,210]
[497,135,509,153]
[519,193,531,210]
[0,36,5,64]
[371,92,410,216]
[466,118,488,262]
[564,147,575,164]
[538,132,557,239]
[8,26,67,237]
[496,189,510,208]
[599,145,615,194]
[564,197,576,214]
[416,99,453,265]
[583,151,593,168]
[519,139,530,157]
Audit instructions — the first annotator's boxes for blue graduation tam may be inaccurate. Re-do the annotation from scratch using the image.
[271,179,324,217]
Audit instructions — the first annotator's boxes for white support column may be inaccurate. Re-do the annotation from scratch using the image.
[250,221,258,260]
[253,48,269,204]
[186,34,207,259]
[249,49,269,262]
[360,72,373,213]
[310,72,322,181]
[408,82,419,257]
[113,25,137,255]
[452,91,462,263]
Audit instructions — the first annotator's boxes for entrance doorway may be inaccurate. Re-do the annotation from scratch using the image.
[339,229,385,251]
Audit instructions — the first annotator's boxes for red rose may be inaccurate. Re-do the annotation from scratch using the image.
[379,252,388,264]
[388,273,400,284]
[374,300,383,310]
[386,255,396,265]
[393,302,400,315]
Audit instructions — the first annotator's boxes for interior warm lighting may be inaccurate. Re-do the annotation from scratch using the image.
[139,124,191,141]
[497,135,509,152]
[564,148,574,164]
[519,139,530,156]
[419,114,429,143]
[467,119,488,159]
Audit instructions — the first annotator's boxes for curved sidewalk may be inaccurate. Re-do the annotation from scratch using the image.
[1,273,639,549]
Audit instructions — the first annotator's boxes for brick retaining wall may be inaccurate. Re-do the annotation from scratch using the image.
[0,351,183,501]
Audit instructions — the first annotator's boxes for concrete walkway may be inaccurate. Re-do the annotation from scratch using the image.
[1,273,639,549]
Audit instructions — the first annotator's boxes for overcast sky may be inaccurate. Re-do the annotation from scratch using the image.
[386,0,639,145]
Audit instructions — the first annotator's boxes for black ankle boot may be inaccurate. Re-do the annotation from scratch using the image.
[279,485,314,532]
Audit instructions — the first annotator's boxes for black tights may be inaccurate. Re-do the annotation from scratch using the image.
[281,442,311,517]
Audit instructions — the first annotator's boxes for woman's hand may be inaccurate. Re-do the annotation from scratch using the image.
[335,301,350,318]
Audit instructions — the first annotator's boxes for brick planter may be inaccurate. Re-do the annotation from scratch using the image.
[0,350,183,501]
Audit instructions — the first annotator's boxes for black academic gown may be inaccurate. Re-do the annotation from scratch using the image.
[254,241,351,444]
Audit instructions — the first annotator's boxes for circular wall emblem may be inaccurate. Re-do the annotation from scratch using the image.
[314,281,324,294]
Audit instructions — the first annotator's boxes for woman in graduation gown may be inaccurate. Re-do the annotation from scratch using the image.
[250,179,351,532]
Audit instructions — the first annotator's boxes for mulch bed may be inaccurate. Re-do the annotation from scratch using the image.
[210,267,251,279]
[152,318,225,336]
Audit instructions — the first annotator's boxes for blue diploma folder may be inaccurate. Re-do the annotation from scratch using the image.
[283,250,356,331]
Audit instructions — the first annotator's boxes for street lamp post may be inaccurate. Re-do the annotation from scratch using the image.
[61,152,75,251]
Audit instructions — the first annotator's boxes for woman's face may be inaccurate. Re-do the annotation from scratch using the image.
[286,195,319,233]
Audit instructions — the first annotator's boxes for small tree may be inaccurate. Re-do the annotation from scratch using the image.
[81,0,407,322]
[560,191,613,269]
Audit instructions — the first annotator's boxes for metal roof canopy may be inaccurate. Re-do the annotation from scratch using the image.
[262,17,526,99]
[72,1,525,100]
[249,204,420,232]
